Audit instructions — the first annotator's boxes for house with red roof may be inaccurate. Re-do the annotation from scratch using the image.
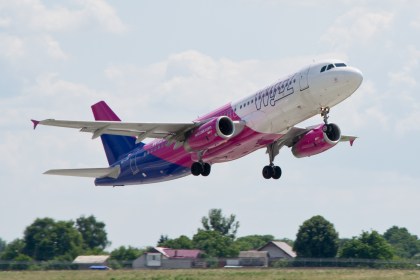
[132,247,203,269]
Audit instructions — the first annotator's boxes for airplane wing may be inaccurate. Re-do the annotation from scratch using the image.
[31,119,198,144]
[267,126,357,158]
[44,165,121,179]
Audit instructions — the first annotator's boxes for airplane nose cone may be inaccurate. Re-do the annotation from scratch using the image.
[348,67,363,89]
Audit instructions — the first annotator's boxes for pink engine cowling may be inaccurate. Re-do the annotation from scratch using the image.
[292,123,341,158]
[184,116,235,152]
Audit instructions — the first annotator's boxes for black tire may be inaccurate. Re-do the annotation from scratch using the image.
[272,166,282,179]
[262,165,273,179]
[191,162,203,176]
[202,163,211,176]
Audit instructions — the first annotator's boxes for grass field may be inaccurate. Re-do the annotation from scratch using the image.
[1,269,419,280]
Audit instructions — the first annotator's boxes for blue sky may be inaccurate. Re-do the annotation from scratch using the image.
[1,0,420,249]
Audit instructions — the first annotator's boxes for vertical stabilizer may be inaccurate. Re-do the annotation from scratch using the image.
[91,101,141,165]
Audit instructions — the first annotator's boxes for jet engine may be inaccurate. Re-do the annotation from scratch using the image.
[184,116,235,152]
[292,123,341,158]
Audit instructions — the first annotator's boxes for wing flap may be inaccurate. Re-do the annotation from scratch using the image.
[33,119,197,141]
[44,165,121,179]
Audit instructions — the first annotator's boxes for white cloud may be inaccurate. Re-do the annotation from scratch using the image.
[411,19,420,29]
[26,73,109,106]
[82,0,128,34]
[388,45,420,87]
[321,7,394,50]
[102,51,325,122]
[0,17,11,27]
[41,34,69,60]
[0,0,127,33]
[0,34,25,60]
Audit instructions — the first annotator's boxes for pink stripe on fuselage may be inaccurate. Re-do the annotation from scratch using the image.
[142,103,282,168]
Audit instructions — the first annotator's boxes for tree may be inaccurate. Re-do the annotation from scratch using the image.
[234,235,275,251]
[339,230,394,260]
[0,238,6,253]
[192,230,239,258]
[110,246,143,261]
[158,235,194,249]
[293,215,339,258]
[1,239,26,260]
[22,217,83,261]
[76,215,110,251]
[201,209,239,239]
[157,235,169,246]
[383,226,419,259]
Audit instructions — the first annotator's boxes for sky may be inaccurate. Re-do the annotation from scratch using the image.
[1,0,420,250]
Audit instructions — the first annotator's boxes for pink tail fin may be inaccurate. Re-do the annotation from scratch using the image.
[91,101,141,165]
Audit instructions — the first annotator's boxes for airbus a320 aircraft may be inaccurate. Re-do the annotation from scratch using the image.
[32,59,363,186]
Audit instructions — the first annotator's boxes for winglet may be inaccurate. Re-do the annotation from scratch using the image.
[31,119,40,130]
[340,135,358,146]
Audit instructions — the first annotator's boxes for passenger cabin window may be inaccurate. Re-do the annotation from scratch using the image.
[335,63,347,67]
[320,66,326,73]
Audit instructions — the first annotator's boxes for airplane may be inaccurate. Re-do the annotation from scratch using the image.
[32,59,363,186]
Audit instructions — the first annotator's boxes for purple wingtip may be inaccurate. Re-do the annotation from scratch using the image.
[31,119,40,130]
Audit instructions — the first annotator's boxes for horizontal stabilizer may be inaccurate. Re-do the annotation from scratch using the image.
[44,165,120,179]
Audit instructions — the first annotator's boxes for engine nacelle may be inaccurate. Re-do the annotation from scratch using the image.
[292,123,341,158]
[184,116,235,152]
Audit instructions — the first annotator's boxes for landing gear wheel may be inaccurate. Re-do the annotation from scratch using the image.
[202,163,211,176]
[272,166,282,180]
[262,165,274,179]
[191,162,203,176]
[191,162,211,176]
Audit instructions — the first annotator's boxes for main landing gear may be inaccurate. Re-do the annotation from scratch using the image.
[191,161,211,176]
[262,164,282,179]
[262,142,282,180]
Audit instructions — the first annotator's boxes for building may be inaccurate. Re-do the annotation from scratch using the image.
[72,255,110,270]
[132,247,203,269]
[238,250,269,267]
[258,241,296,259]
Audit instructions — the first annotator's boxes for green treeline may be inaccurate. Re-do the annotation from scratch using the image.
[1,210,419,266]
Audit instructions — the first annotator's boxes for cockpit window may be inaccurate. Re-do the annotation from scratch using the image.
[335,63,347,67]
[320,65,326,73]
[327,64,334,70]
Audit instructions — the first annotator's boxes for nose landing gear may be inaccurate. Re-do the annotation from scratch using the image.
[321,106,330,124]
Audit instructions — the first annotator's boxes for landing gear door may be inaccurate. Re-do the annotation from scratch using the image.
[299,66,310,91]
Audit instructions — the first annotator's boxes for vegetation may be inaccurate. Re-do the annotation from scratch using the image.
[234,235,275,251]
[383,226,420,259]
[0,215,136,266]
[75,215,110,252]
[339,230,394,260]
[201,208,240,239]
[293,215,339,258]
[22,218,83,261]
[1,210,420,272]
[0,269,420,280]
[0,238,5,253]
[157,234,194,249]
